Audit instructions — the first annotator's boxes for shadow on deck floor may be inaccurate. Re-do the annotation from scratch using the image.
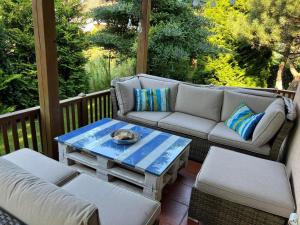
[159,160,202,225]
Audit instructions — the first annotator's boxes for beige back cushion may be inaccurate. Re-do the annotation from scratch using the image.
[115,77,141,115]
[138,74,179,111]
[221,90,275,121]
[0,158,99,225]
[175,83,223,122]
[252,98,286,146]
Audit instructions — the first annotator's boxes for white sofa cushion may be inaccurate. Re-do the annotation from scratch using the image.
[115,77,141,115]
[138,74,179,111]
[3,148,78,186]
[118,111,171,126]
[175,83,223,122]
[252,98,286,146]
[0,158,99,225]
[158,112,216,139]
[208,122,271,155]
[195,147,295,218]
[63,174,161,225]
[221,90,275,121]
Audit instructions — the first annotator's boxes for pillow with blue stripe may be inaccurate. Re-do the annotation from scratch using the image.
[225,103,265,140]
[134,88,171,112]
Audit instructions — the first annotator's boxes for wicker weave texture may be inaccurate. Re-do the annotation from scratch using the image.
[188,188,287,225]
[0,208,26,225]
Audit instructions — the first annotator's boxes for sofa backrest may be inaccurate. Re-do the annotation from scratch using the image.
[221,90,276,121]
[137,74,179,111]
[0,158,100,225]
[175,83,224,122]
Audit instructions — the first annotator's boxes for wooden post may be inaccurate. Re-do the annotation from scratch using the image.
[136,0,151,74]
[32,0,62,159]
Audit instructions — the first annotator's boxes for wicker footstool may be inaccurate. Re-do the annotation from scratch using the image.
[188,146,295,225]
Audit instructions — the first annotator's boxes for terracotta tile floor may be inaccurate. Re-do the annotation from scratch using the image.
[159,160,202,225]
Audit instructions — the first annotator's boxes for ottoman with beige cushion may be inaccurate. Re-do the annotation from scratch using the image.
[0,149,160,225]
[188,147,295,225]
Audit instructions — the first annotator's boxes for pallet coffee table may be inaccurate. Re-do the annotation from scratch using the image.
[56,118,191,200]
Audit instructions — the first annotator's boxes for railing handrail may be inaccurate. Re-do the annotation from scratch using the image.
[0,89,111,122]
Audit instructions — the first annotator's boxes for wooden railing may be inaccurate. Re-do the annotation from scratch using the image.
[0,87,296,156]
[0,89,112,155]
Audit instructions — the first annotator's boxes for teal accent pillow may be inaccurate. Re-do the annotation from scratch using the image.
[225,103,265,140]
[134,88,171,112]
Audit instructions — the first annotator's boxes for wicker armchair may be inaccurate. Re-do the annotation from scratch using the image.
[111,86,294,162]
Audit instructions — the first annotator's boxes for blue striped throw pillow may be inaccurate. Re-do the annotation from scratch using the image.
[225,103,265,140]
[134,88,171,112]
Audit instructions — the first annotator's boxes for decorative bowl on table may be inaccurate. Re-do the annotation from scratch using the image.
[111,129,139,145]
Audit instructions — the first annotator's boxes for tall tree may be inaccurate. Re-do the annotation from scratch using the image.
[0,0,90,110]
[195,0,273,87]
[92,0,217,81]
[237,0,300,89]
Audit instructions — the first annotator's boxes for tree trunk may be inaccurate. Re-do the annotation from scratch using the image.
[275,43,292,90]
[288,63,300,91]
[275,62,285,90]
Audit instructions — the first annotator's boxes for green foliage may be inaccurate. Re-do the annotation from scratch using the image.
[92,0,217,81]
[194,0,273,87]
[149,1,218,80]
[0,0,90,110]
[91,1,138,57]
[86,54,135,91]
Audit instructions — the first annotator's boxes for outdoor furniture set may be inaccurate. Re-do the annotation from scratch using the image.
[0,73,297,225]
[110,73,297,225]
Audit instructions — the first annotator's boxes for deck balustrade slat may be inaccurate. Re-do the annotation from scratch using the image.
[29,114,38,151]
[21,118,29,148]
[11,121,20,150]
[107,94,111,118]
[94,97,98,121]
[99,96,103,120]
[89,98,94,123]
[2,124,10,154]
[66,106,71,132]
[71,104,76,130]
[103,95,107,118]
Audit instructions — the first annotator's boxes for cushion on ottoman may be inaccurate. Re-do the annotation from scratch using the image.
[195,147,294,218]
[3,148,78,186]
[63,174,161,225]
[0,158,99,225]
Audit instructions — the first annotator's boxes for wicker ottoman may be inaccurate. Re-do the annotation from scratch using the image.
[188,146,295,225]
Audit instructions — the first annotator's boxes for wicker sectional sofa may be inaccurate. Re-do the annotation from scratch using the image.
[111,74,295,162]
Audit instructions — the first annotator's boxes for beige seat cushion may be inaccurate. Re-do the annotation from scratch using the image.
[118,111,171,126]
[221,90,275,121]
[175,83,223,122]
[138,74,179,111]
[158,112,216,139]
[195,147,295,218]
[115,77,141,115]
[208,123,271,155]
[63,174,161,225]
[3,148,78,186]
[0,158,99,225]
[252,98,286,146]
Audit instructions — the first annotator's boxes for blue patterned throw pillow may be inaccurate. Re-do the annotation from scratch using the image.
[225,103,265,140]
[134,88,171,112]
